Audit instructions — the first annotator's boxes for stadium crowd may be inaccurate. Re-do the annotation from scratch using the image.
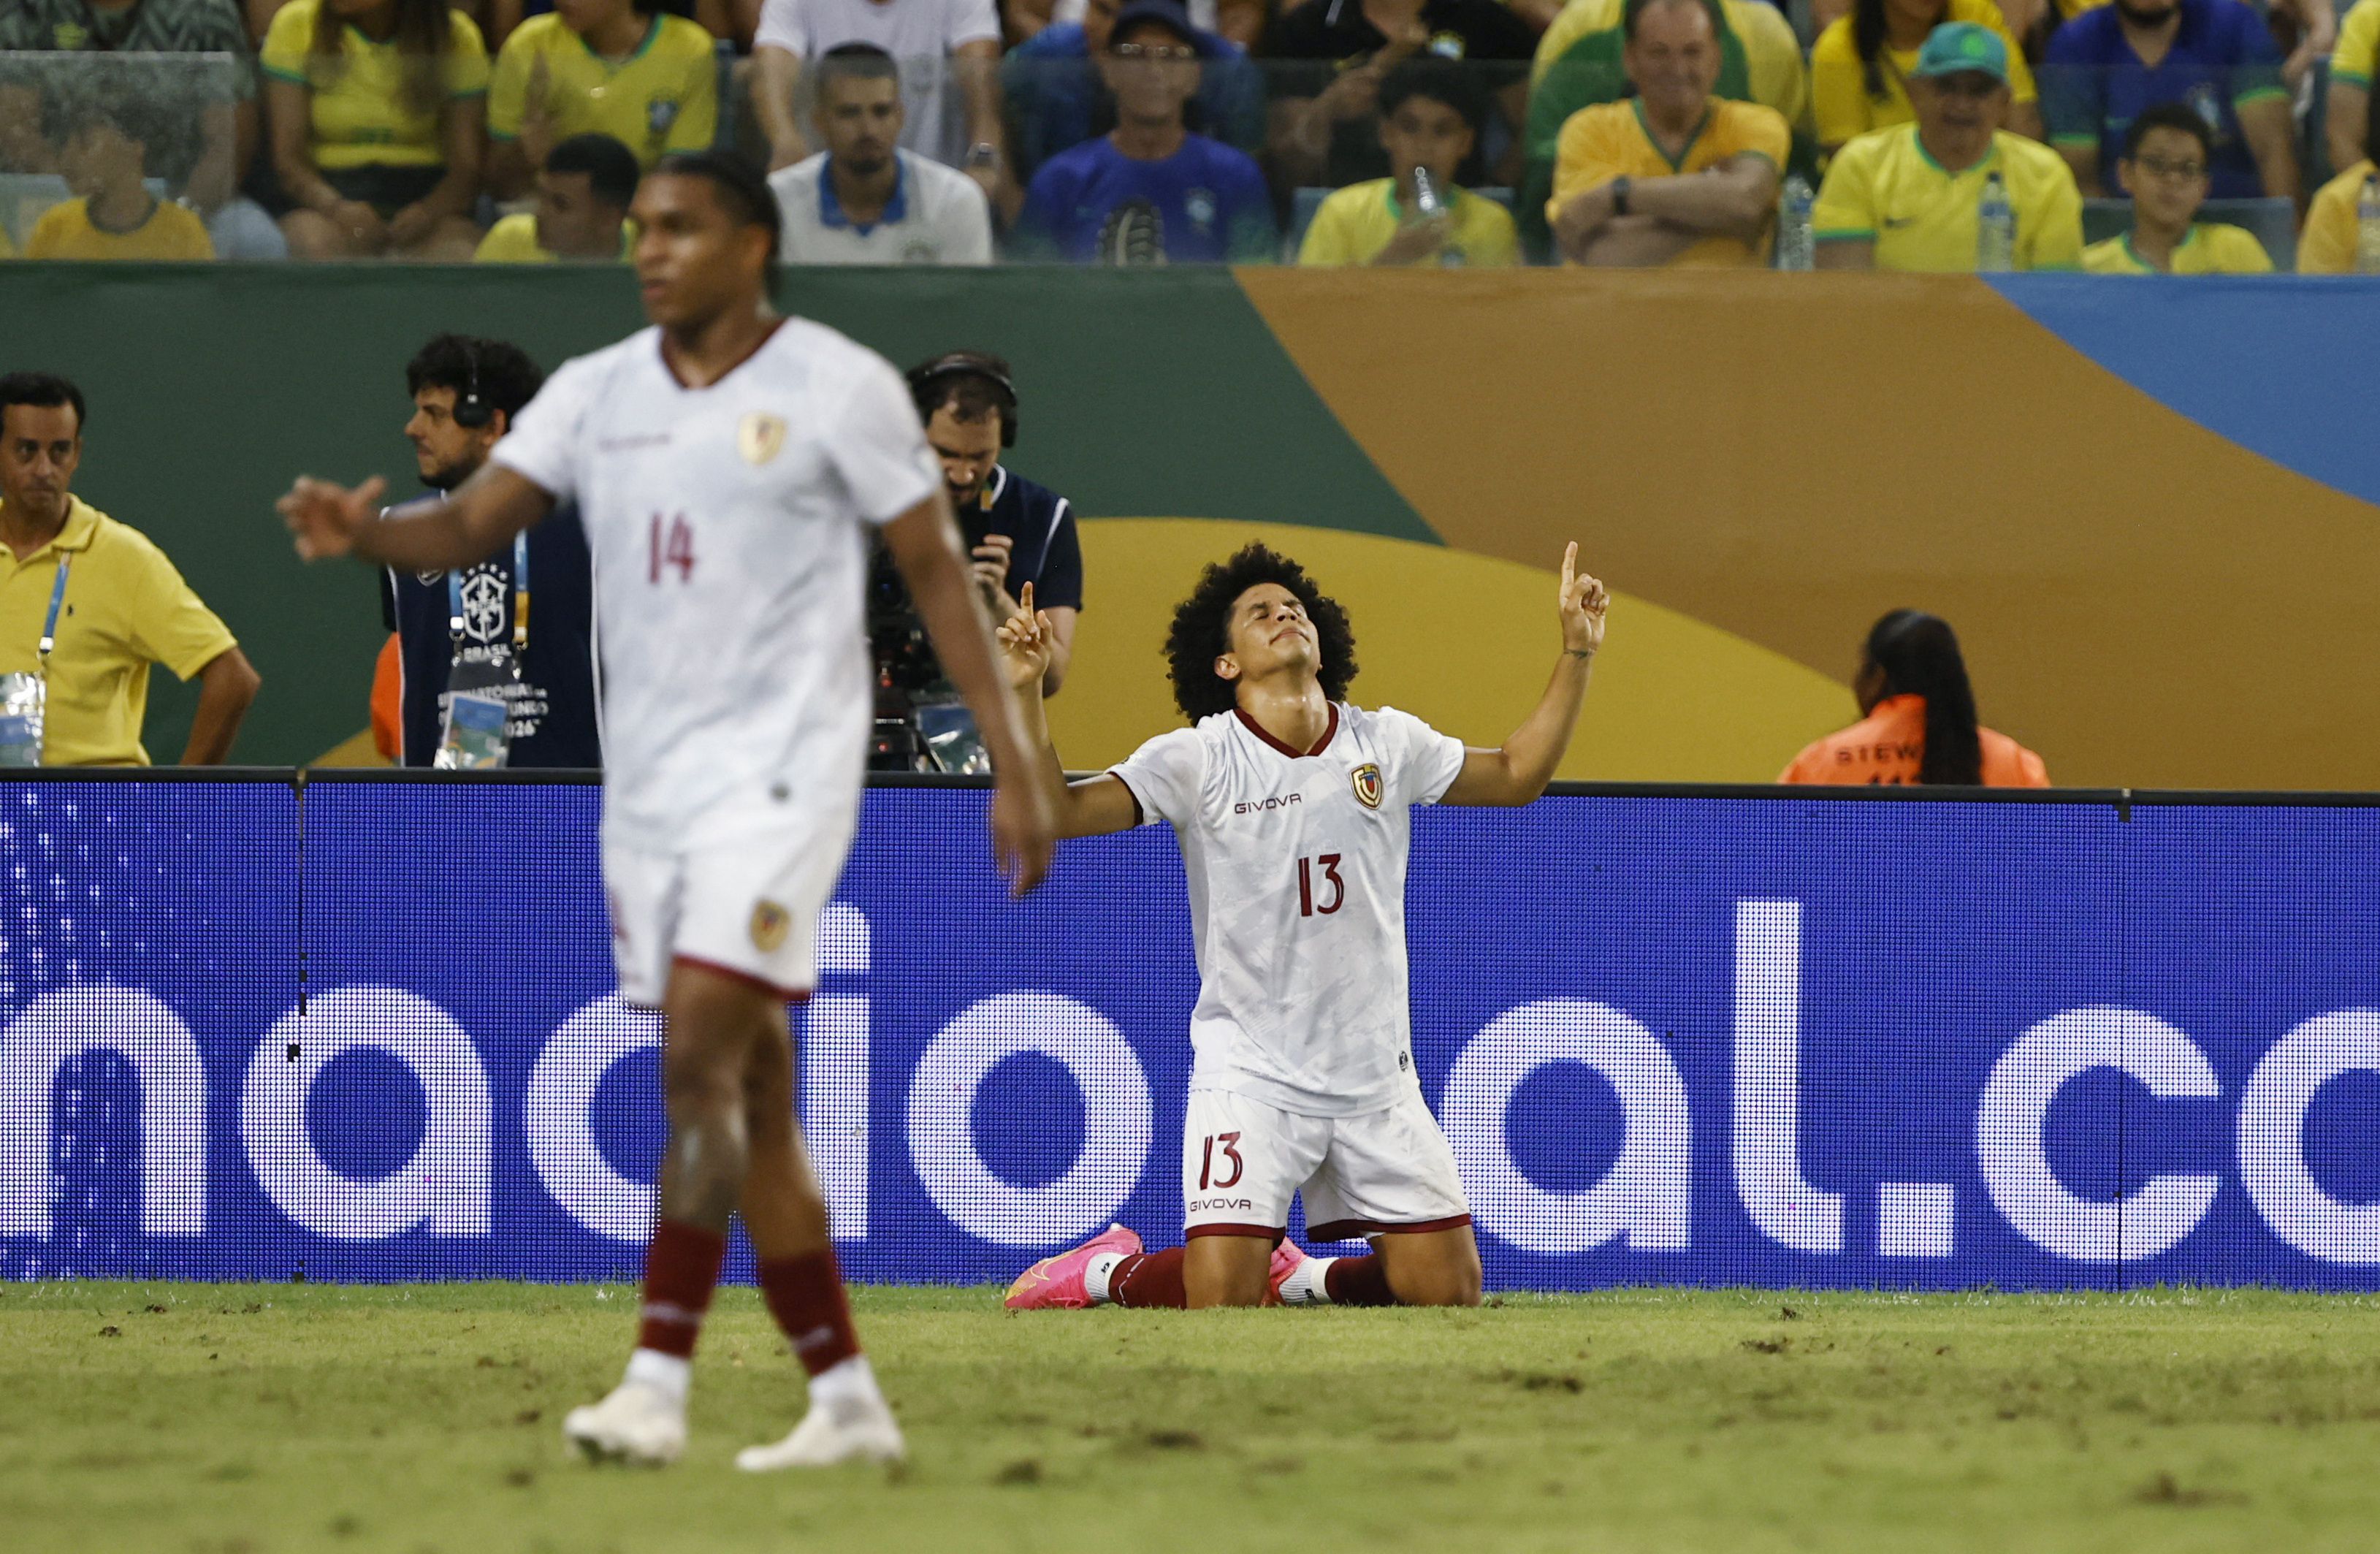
[0,0,2371,267]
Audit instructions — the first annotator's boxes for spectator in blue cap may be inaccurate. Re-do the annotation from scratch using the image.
[1010,0,1275,262]
[1002,0,1263,183]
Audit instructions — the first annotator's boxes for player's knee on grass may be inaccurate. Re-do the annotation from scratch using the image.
[1378,1230,1483,1308]
[1183,1234,1273,1308]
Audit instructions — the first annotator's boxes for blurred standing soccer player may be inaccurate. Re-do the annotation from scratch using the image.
[280,148,1056,1469]
[999,542,1606,1312]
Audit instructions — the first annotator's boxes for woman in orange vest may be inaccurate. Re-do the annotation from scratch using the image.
[1779,609,2048,786]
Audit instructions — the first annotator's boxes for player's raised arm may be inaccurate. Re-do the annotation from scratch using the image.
[882,495,1058,894]
[279,460,555,573]
[1441,543,1609,807]
[996,585,1143,839]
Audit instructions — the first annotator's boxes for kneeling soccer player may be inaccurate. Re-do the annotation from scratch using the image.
[999,542,1608,1309]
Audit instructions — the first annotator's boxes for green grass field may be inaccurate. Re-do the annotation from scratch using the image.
[6,1281,2379,1553]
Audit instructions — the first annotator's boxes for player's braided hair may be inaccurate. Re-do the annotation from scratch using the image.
[1164,544,1358,722]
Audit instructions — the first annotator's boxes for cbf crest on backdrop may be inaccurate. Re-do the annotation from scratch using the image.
[5,774,2380,1290]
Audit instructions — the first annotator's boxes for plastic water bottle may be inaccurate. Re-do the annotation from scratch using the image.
[2357,175,2380,274]
[1975,171,2015,273]
[1411,167,1463,267]
[1775,173,1814,270]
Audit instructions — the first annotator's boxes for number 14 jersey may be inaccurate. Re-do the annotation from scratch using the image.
[1110,703,1465,1119]
[493,321,939,850]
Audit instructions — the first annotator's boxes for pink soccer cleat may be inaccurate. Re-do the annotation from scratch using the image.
[1264,1238,1309,1306]
[1004,1224,1143,1310]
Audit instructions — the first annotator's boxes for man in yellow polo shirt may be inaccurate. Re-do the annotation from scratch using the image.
[485,0,717,199]
[0,374,257,766]
[1814,23,2083,271]
[1548,0,1789,265]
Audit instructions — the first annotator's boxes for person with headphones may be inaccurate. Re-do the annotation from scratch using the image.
[908,351,1082,693]
[371,334,603,768]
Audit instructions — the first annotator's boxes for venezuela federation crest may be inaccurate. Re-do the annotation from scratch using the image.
[1351,763,1384,810]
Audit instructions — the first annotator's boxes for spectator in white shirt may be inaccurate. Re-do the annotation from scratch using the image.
[771,43,993,262]
[752,0,1014,218]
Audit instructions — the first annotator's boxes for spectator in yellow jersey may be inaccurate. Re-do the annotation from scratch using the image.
[1547,0,1787,265]
[1811,0,2040,159]
[484,0,716,199]
[1298,58,1517,267]
[26,89,216,260]
[475,130,639,258]
[0,374,258,766]
[2298,101,2377,271]
[2082,103,2272,272]
[1815,23,2083,270]
[2328,0,2380,176]
[262,0,489,259]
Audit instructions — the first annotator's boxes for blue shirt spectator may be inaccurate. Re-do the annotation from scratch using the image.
[1012,0,1272,262]
[1004,0,1265,181]
[2040,0,2295,201]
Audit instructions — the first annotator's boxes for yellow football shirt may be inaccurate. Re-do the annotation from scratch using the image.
[487,13,716,171]
[1810,0,2037,151]
[1813,123,2083,270]
[1532,0,1809,129]
[25,197,213,260]
[261,0,490,170]
[472,210,634,262]
[1297,180,1518,267]
[2333,0,2380,87]
[1547,96,1790,264]
[2299,159,2374,273]
[2081,222,2272,273]
[0,498,238,766]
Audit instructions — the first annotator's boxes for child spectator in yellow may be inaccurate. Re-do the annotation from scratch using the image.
[2082,102,2271,273]
[1299,58,1517,267]
[484,0,717,199]
[27,95,214,261]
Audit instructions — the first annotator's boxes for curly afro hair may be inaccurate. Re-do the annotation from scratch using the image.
[1164,544,1359,721]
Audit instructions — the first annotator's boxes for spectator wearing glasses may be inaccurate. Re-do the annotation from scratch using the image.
[0,0,284,256]
[2040,0,2294,202]
[1810,0,2040,160]
[2081,102,2272,272]
[1814,23,2081,270]
[1546,0,1786,267]
[1780,609,2045,787]
[475,130,640,259]
[1012,0,1273,262]
[1002,0,1264,183]
[483,0,717,199]
[771,42,993,262]
[261,0,489,259]
[1300,57,1517,266]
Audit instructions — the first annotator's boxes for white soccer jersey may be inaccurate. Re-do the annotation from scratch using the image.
[1110,703,1467,1119]
[492,320,938,850]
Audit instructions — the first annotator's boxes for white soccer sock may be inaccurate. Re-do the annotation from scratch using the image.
[624,1347,692,1408]
[1280,1257,1337,1306]
[1082,1251,1126,1305]
[808,1352,882,1422]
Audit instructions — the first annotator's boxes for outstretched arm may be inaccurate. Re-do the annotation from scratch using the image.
[279,462,555,573]
[1440,544,1609,807]
[884,498,1057,895]
[996,585,1143,839]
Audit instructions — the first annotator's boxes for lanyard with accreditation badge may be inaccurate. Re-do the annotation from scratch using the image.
[434,531,529,769]
[0,555,71,768]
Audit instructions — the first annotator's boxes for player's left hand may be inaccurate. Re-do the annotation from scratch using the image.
[279,475,386,562]
[1558,542,1609,656]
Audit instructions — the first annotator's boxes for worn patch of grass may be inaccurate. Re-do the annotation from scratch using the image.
[3,1281,2376,1552]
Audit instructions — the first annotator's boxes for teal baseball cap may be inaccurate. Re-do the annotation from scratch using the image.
[1909,21,2010,83]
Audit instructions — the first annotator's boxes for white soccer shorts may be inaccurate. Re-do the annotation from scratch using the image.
[1181,1086,1472,1243]
[603,810,856,1008]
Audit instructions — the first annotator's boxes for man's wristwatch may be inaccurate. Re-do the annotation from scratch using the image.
[964,142,1001,170]
[1610,175,1631,217]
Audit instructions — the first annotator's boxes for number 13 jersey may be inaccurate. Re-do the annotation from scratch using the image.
[493,321,939,850]
[1110,704,1466,1119]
